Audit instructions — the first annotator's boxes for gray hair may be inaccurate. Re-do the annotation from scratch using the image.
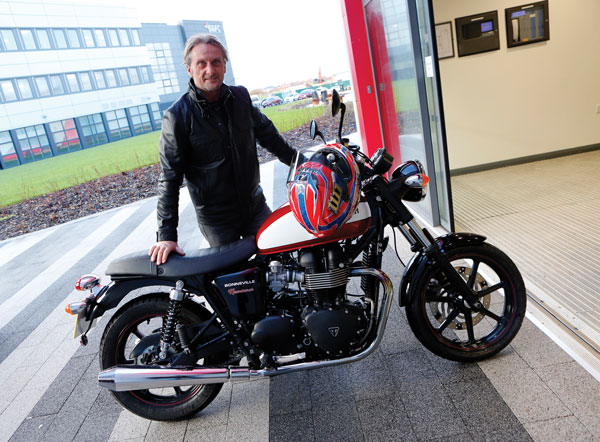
[183,34,229,66]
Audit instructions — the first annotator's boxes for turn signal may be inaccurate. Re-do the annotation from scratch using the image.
[75,274,100,291]
[65,301,86,315]
[421,174,430,187]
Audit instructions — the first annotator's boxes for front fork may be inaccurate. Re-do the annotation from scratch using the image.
[398,220,481,309]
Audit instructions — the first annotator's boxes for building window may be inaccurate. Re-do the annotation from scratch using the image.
[1,29,19,51]
[118,29,130,46]
[15,125,52,162]
[79,72,93,91]
[20,29,37,50]
[65,73,80,93]
[105,109,131,140]
[81,29,95,48]
[53,29,67,49]
[128,67,140,84]
[34,76,51,97]
[0,79,17,102]
[150,102,162,128]
[129,105,152,135]
[35,29,52,49]
[117,68,129,86]
[148,42,178,95]
[0,131,19,168]
[105,69,117,87]
[78,114,108,147]
[131,29,141,45]
[66,29,81,48]
[140,66,151,83]
[16,78,34,99]
[93,71,106,89]
[94,29,106,47]
[49,74,65,95]
[107,29,119,46]
[49,118,81,154]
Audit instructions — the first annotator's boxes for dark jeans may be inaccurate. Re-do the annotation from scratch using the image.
[198,198,272,247]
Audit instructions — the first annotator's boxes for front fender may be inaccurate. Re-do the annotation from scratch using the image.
[398,232,486,307]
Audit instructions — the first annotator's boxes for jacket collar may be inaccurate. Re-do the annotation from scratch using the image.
[188,80,232,106]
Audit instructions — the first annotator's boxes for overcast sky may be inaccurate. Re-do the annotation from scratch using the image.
[99,0,352,90]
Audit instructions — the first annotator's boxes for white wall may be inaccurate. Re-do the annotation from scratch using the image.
[433,0,600,170]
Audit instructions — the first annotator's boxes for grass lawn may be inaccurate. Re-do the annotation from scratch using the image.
[0,104,325,207]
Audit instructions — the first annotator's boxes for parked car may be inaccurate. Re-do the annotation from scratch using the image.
[261,96,283,107]
[297,89,314,100]
[284,93,299,103]
[251,95,261,108]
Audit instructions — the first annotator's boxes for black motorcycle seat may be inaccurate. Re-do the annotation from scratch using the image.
[105,236,257,279]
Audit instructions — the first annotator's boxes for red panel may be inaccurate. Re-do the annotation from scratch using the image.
[340,0,383,158]
[364,0,402,165]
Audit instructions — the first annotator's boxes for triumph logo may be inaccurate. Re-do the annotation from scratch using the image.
[328,327,340,337]
[205,23,222,33]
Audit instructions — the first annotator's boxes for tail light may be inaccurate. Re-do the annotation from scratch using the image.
[75,274,101,291]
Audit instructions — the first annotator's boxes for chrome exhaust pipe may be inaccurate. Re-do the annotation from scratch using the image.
[99,268,393,393]
[99,366,264,392]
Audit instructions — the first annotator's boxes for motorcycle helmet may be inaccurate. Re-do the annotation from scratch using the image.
[287,144,360,236]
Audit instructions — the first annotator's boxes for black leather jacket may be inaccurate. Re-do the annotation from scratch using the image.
[156,82,295,242]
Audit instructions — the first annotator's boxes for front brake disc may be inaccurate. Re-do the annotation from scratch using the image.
[430,266,490,330]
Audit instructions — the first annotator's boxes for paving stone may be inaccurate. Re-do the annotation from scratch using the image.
[74,409,122,442]
[510,319,573,369]
[308,364,354,406]
[145,419,187,442]
[355,394,417,442]
[348,349,396,402]
[311,399,364,442]
[535,361,600,435]
[8,414,55,442]
[108,410,151,441]
[225,379,269,442]
[270,410,315,442]
[523,415,596,442]
[378,304,422,356]
[184,424,228,442]
[269,371,312,415]
[186,383,232,430]
[28,354,95,418]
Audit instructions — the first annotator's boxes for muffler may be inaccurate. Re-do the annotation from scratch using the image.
[98,366,264,392]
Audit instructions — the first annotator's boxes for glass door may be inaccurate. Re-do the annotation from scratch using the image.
[364,0,453,231]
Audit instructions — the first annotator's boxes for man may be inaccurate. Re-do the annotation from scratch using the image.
[149,34,295,265]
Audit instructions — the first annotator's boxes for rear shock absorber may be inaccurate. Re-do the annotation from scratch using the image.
[160,280,184,360]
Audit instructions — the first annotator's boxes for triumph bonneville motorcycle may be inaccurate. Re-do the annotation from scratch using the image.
[67,90,526,421]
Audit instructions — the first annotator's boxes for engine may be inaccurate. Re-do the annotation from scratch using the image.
[251,244,369,358]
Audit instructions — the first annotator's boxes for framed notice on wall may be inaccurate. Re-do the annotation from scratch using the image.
[505,1,550,47]
[435,21,454,59]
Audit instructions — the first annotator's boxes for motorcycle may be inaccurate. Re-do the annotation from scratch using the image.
[66,90,526,421]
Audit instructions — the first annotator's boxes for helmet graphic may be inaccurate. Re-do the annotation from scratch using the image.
[287,144,360,236]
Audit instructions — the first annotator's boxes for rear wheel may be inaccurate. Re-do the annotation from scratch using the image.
[405,243,526,362]
[99,295,226,421]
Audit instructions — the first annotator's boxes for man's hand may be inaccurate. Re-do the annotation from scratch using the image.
[149,241,185,266]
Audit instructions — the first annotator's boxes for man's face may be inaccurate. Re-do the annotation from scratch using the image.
[187,43,226,100]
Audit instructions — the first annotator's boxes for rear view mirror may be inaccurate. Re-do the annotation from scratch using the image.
[332,90,341,117]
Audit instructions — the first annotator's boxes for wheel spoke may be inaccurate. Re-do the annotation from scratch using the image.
[426,295,453,303]
[173,386,183,395]
[477,282,505,297]
[466,260,481,289]
[132,327,145,339]
[435,308,460,333]
[479,307,503,323]
[464,310,476,344]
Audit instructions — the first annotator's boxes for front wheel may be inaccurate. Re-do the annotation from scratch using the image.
[405,243,526,362]
[99,295,226,421]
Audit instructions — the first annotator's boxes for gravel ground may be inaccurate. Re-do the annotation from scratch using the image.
[0,105,356,241]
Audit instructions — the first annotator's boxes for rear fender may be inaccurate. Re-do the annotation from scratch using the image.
[90,278,175,321]
[398,232,486,307]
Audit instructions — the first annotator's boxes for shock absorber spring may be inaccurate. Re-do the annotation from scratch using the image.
[160,280,184,360]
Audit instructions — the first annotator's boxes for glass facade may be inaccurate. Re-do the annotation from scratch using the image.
[105,109,131,141]
[49,119,81,154]
[129,105,152,135]
[78,114,108,147]
[15,125,52,163]
[147,42,178,95]
[0,131,19,168]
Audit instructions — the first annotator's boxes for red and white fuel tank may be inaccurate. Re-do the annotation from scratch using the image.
[256,201,371,255]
